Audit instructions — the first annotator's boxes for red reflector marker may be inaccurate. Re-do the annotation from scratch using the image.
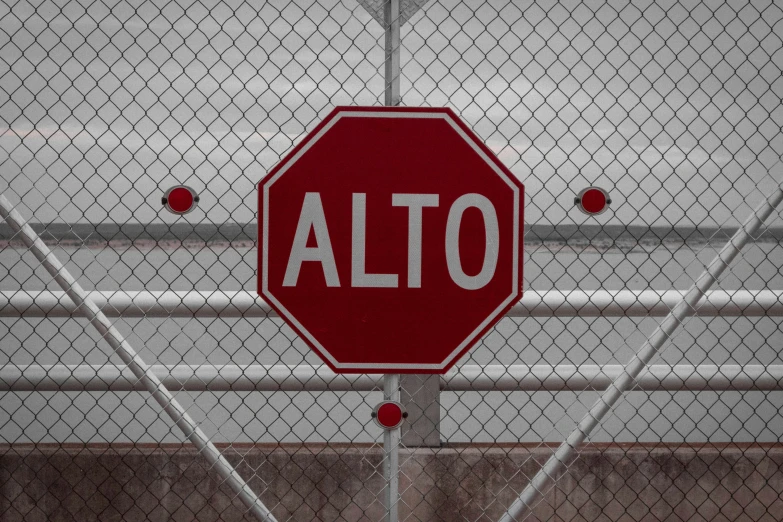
[372,401,407,430]
[162,186,198,214]
[575,187,611,215]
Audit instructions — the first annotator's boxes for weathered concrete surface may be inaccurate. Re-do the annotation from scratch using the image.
[401,374,441,447]
[2,443,783,521]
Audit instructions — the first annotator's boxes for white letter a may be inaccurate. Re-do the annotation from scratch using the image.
[283,192,340,287]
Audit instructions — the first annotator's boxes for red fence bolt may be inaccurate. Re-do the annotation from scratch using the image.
[162,186,199,214]
[575,187,611,215]
[372,401,407,430]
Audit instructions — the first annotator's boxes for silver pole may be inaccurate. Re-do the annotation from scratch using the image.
[499,180,783,522]
[0,194,278,522]
[383,2,401,521]
[382,373,401,522]
[384,0,401,106]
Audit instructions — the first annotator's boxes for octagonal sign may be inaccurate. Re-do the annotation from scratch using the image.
[258,106,523,374]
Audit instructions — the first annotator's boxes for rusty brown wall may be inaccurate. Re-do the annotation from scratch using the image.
[3,443,783,522]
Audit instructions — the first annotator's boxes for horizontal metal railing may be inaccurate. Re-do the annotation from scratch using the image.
[2,290,781,317]
[3,289,780,393]
[3,364,782,391]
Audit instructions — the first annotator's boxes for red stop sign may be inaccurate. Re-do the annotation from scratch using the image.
[258,107,523,374]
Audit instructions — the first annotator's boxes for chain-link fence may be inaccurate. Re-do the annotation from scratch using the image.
[2,0,783,520]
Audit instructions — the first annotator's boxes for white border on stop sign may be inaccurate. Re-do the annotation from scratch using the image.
[261,109,520,371]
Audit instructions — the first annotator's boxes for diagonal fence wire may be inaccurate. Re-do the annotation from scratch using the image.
[0,193,278,522]
[500,170,783,521]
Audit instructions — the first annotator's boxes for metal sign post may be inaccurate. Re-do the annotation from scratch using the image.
[384,2,401,520]
[382,374,401,521]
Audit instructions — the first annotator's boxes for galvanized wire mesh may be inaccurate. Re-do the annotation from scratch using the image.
[2,0,783,520]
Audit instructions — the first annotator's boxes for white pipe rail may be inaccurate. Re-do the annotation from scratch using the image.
[2,289,781,318]
[3,364,783,392]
